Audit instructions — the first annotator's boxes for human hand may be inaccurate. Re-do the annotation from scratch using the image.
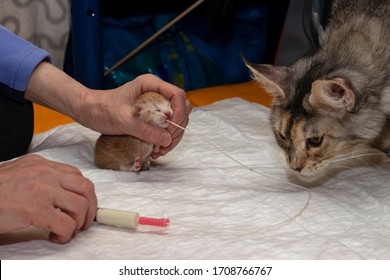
[77,74,192,157]
[0,154,97,244]
[25,62,191,157]
[130,74,192,158]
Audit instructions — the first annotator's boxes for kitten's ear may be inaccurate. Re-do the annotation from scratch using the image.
[244,60,292,104]
[309,79,356,114]
[132,104,143,117]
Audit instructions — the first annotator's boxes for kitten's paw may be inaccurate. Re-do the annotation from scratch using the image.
[128,155,142,172]
[141,160,151,171]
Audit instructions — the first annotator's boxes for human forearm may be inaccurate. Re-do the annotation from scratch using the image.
[25,62,191,152]
[24,61,89,121]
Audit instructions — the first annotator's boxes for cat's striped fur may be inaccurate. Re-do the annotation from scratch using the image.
[246,0,390,182]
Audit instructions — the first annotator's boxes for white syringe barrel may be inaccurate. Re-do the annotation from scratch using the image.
[95,208,139,229]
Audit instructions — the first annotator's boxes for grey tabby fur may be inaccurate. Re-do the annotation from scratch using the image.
[246,0,390,182]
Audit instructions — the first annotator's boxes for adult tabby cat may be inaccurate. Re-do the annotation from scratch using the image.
[246,0,390,182]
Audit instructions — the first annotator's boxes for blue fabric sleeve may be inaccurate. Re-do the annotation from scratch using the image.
[0,25,51,103]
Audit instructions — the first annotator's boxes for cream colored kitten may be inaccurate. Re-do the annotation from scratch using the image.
[94,92,173,172]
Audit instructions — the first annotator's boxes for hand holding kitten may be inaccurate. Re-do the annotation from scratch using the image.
[72,73,192,158]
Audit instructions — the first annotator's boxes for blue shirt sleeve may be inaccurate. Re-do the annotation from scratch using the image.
[0,25,51,103]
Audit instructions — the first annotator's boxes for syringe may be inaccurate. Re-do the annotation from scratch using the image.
[95,208,170,229]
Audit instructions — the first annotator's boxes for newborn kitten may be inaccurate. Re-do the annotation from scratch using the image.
[246,0,390,182]
[94,92,173,172]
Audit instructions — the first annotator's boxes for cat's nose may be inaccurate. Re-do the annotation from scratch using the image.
[164,111,172,119]
[292,166,303,172]
[290,160,304,172]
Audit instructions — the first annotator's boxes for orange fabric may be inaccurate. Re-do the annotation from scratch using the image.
[33,81,271,134]
[33,104,74,134]
[187,81,272,108]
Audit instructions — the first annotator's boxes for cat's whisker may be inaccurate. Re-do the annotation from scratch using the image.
[329,155,371,170]
[332,152,385,163]
[325,148,387,182]
[331,146,385,162]
[331,160,377,182]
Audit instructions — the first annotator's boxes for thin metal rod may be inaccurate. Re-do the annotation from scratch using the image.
[104,0,206,77]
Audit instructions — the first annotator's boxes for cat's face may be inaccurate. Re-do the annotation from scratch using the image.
[134,92,173,128]
[271,102,364,181]
[246,60,387,182]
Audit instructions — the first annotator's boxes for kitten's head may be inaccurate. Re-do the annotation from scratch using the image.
[245,59,387,183]
[133,92,173,128]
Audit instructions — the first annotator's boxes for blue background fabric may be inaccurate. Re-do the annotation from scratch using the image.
[101,3,268,91]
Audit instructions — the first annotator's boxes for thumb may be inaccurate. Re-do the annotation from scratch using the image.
[135,122,172,147]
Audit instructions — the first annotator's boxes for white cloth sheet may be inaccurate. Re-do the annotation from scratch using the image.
[1,98,389,259]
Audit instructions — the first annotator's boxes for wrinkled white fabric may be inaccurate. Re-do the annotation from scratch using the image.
[1,98,389,259]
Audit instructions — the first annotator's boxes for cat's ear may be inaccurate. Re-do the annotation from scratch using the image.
[309,78,356,114]
[244,61,292,104]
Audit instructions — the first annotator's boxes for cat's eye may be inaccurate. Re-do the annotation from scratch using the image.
[279,133,287,141]
[306,136,323,148]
